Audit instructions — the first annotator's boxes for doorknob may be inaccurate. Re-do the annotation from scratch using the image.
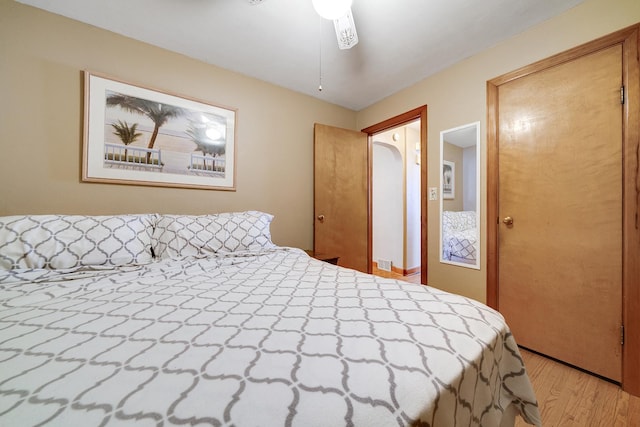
[503,216,514,226]
[317,214,325,222]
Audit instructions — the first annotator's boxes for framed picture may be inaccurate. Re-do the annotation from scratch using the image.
[442,160,455,199]
[83,71,236,191]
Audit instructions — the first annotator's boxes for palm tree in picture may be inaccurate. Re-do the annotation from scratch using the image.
[110,120,142,162]
[106,93,185,163]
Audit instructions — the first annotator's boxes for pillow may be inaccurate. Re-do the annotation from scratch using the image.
[152,211,275,259]
[442,211,477,233]
[0,214,156,270]
[221,210,276,252]
[151,214,227,260]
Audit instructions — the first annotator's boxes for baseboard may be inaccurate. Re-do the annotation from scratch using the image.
[372,261,420,276]
[403,265,421,276]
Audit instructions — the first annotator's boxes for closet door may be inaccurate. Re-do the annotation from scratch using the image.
[496,45,623,381]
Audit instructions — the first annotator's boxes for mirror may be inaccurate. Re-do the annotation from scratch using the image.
[439,122,480,269]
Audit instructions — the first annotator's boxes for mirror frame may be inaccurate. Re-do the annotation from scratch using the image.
[439,121,481,270]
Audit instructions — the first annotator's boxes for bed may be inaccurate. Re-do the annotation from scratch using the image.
[0,212,540,426]
[442,211,478,264]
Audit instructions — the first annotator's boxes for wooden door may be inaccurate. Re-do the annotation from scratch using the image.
[314,123,369,272]
[496,45,623,381]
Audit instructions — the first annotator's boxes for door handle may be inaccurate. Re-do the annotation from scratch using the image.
[503,216,513,226]
[317,214,325,222]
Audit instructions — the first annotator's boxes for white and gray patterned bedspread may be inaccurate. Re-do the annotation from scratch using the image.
[443,228,478,262]
[0,248,541,426]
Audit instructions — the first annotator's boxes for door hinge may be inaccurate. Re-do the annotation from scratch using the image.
[621,86,625,105]
[621,325,625,346]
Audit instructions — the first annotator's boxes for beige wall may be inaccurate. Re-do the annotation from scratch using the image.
[356,0,640,302]
[0,0,356,250]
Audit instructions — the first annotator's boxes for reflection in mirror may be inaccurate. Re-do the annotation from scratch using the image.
[439,122,480,269]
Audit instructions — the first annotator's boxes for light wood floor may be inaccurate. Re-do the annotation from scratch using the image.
[516,348,640,426]
[371,266,422,284]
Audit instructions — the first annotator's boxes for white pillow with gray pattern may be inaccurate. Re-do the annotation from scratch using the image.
[0,214,156,270]
[152,211,275,259]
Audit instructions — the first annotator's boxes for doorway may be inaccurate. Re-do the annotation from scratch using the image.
[370,122,422,284]
[313,107,428,283]
[363,106,428,285]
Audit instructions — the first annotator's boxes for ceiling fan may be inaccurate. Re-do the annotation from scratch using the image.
[249,0,358,50]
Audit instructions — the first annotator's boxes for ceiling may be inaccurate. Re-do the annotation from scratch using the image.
[17,0,584,111]
[443,123,478,148]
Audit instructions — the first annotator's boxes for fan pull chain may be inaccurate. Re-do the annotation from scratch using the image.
[318,17,323,92]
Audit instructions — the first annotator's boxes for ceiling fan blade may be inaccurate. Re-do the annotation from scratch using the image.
[334,8,358,49]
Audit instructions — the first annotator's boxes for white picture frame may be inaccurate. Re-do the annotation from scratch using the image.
[442,160,455,199]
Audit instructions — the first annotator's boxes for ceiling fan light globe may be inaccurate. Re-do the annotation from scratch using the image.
[312,0,352,20]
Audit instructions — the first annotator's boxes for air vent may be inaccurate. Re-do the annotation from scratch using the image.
[377,259,392,272]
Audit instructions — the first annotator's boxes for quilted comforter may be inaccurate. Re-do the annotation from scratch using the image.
[0,248,540,426]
